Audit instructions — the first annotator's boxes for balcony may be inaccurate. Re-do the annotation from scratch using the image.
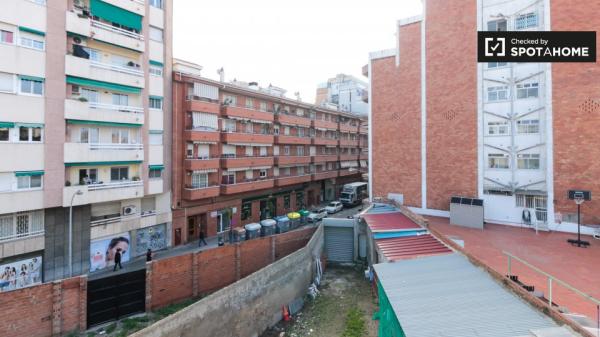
[221,105,274,123]
[275,174,312,187]
[339,139,359,147]
[312,171,338,181]
[220,179,275,195]
[275,135,312,145]
[66,12,145,52]
[148,178,163,195]
[275,156,311,166]
[339,169,360,177]
[221,132,274,145]
[64,143,144,163]
[65,55,145,89]
[274,113,312,127]
[340,124,359,133]
[65,99,144,125]
[221,156,274,169]
[339,154,358,161]
[311,138,338,146]
[100,0,146,16]
[63,180,144,207]
[312,155,339,163]
[312,119,338,130]
[359,127,368,135]
[184,129,221,143]
[186,99,220,115]
[359,153,368,161]
[184,158,220,171]
[183,186,220,200]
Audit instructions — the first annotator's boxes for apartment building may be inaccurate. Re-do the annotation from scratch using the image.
[316,74,368,116]
[0,0,172,285]
[369,0,600,233]
[172,60,367,244]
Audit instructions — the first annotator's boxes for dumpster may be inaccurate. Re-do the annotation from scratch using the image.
[260,219,276,236]
[298,210,310,225]
[287,212,301,230]
[244,223,261,240]
[232,227,246,243]
[274,216,290,234]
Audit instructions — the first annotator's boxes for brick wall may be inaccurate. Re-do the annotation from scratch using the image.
[239,237,273,278]
[551,0,600,224]
[149,253,194,310]
[197,245,237,294]
[274,226,316,259]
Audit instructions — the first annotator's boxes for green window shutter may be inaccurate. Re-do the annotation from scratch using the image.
[16,123,44,128]
[19,75,45,82]
[0,122,15,128]
[149,60,163,67]
[66,119,142,128]
[66,76,142,93]
[90,0,143,31]
[149,165,164,170]
[149,95,163,100]
[19,26,46,36]
[65,160,142,167]
[15,171,45,177]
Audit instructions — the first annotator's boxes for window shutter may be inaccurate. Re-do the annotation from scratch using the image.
[192,112,218,130]
[193,83,218,100]
[197,144,210,159]
[222,145,236,156]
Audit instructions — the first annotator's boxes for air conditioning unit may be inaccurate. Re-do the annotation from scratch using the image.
[123,205,137,216]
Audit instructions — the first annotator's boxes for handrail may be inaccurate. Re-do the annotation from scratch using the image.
[0,230,44,243]
[91,19,144,40]
[503,251,600,306]
[88,180,143,191]
[185,185,219,190]
[90,60,144,76]
[89,143,143,150]
[88,101,144,113]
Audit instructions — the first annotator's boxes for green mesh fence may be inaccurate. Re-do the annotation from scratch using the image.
[376,280,406,337]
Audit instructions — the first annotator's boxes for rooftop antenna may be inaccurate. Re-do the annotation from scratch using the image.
[217,67,224,82]
[294,92,301,101]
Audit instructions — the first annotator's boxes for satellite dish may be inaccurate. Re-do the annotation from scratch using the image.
[73,36,82,44]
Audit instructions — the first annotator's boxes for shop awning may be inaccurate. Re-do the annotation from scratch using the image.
[149,60,163,67]
[66,76,142,94]
[15,170,44,177]
[90,0,142,31]
[67,119,142,128]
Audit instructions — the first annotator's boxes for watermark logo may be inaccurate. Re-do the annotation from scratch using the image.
[478,31,596,62]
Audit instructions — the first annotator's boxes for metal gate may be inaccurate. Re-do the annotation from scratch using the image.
[87,269,146,327]
[324,226,354,263]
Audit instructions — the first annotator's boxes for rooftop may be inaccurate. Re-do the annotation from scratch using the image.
[375,234,451,262]
[361,210,422,232]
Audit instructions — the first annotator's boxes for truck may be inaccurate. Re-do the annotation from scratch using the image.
[340,182,368,207]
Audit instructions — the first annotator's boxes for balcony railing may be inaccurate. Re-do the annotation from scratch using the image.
[87,180,143,191]
[183,185,221,200]
[88,101,144,114]
[90,59,144,77]
[0,229,44,243]
[89,143,143,150]
[91,19,144,41]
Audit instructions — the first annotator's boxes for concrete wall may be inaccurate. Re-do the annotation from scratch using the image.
[132,225,324,337]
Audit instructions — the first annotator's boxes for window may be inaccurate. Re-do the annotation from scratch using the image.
[296,191,304,209]
[149,65,163,76]
[192,112,218,130]
[0,30,14,44]
[81,88,99,103]
[191,172,209,188]
[186,143,194,158]
[19,36,44,50]
[516,194,547,209]
[19,126,42,142]
[222,172,235,185]
[260,124,269,135]
[259,169,267,178]
[223,94,237,106]
[282,167,291,176]
[0,72,14,92]
[297,146,304,156]
[17,175,42,189]
[245,98,254,109]
[487,86,508,101]
[80,127,99,143]
[110,167,129,181]
[273,125,279,135]
[149,97,163,109]
[284,146,290,155]
[487,19,507,31]
[284,126,290,136]
[284,195,290,209]
[298,128,305,137]
[516,12,538,30]
[149,26,163,42]
[296,108,304,117]
[259,146,267,156]
[241,202,251,220]
[488,62,508,69]
[0,127,8,141]
[0,211,44,241]
[517,119,540,134]
[149,0,163,9]
[516,82,539,99]
[488,153,509,169]
[83,47,101,61]
[223,119,236,132]
[259,101,267,111]
[244,121,253,133]
[297,166,305,175]
[78,168,98,184]
[517,153,540,169]
[149,132,163,145]
[487,121,509,135]
[149,169,162,179]
[111,129,129,144]
[20,78,43,95]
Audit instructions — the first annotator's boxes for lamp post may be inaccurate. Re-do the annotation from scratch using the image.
[69,190,83,277]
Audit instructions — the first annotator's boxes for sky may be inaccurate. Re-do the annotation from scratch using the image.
[173,0,423,103]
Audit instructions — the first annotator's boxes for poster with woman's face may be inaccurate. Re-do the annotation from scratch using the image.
[0,256,42,292]
[89,233,131,272]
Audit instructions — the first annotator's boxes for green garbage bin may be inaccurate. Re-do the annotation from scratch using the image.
[298,210,310,225]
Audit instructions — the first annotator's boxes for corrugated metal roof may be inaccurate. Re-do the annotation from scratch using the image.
[373,254,559,337]
[362,212,421,232]
[375,234,452,261]
[366,203,399,214]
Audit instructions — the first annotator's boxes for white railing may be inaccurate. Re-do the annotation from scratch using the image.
[131,0,145,4]
[88,101,144,113]
[90,60,144,76]
[90,210,161,226]
[91,19,144,40]
[89,143,143,150]
[0,230,44,243]
[186,185,219,191]
[88,180,143,191]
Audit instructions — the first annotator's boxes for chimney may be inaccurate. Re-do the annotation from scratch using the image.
[217,67,225,82]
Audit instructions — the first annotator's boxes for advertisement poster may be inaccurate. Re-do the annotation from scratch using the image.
[134,224,167,256]
[0,256,42,292]
[89,233,131,272]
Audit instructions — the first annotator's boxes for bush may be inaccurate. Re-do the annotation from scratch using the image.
[341,307,366,337]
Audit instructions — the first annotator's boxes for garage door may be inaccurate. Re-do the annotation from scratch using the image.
[324,226,354,263]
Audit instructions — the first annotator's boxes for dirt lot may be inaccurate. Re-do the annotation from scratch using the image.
[262,266,378,337]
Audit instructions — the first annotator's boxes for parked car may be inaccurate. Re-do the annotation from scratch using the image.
[325,201,343,214]
[307,209,328,223]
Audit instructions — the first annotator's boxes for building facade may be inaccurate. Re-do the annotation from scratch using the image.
[316,74,368,116]
[172,60,367,244]
[369,0,600,233]
[0,0,172,285]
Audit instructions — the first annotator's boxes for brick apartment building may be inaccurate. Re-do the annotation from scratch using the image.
[368,0,600,233]
[171,60,367,244]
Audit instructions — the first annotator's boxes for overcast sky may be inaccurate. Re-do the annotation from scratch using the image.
[173,0,422,103]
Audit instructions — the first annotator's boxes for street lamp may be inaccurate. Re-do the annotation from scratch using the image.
[69,190,83,277]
